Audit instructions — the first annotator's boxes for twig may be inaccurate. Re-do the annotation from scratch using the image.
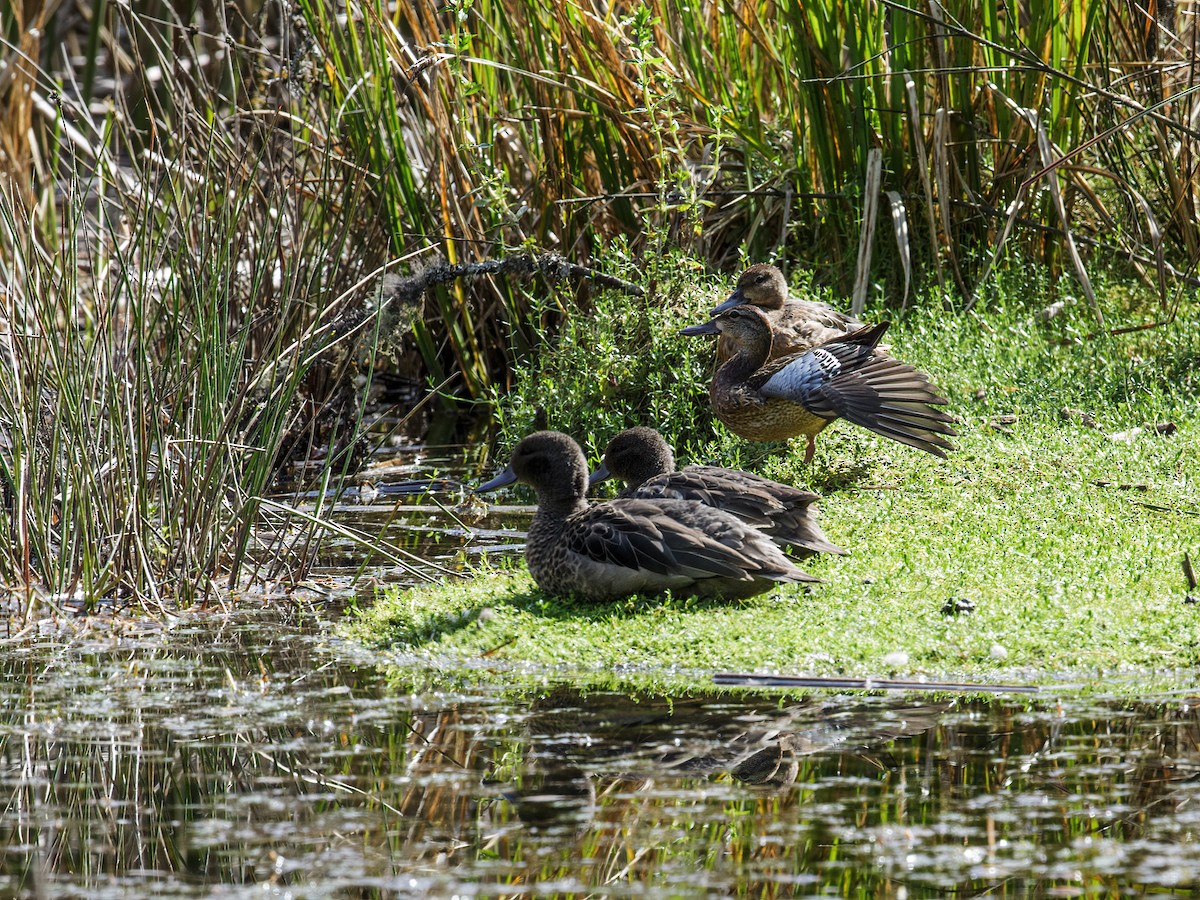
[713,673,1038,693]
[1129,501,1200,516]
[379,251,645,302]
[951,198,1200,291]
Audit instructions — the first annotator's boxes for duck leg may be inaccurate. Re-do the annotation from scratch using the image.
[803,435,816,465]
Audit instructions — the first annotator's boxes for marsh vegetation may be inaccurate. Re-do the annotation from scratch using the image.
[2,1,1200,893]
[3,0,1199,605]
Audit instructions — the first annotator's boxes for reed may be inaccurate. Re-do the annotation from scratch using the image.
[284,0,1198,387]
[10,1,1194,391]
[0,0,416,607]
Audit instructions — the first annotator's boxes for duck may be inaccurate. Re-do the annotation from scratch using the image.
[713,264,863,363]
[589,427,846,558]
[682,307,956,464]
[476,431,819,601]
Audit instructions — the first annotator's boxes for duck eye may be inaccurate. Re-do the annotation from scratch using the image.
[754,274,767,284]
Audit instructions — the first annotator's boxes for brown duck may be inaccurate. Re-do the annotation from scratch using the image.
[589,427,846,558]
[682,307,956,464]
[476,431,819,601]
[713,264,864,363]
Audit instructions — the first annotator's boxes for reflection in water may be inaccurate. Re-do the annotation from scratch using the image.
[0,608,1198,896]
[283,438,525,598]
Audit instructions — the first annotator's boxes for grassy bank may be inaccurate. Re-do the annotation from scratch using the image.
[7,0,1200,611]
[350,270,1199,692]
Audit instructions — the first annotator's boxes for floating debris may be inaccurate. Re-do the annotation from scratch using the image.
[1060,406,1100,429]
[989,414,1018,434]
[713,673,1039,694]
[1185,553,1198,605]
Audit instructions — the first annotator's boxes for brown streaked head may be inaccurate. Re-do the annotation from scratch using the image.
[477,430,588,504]
[593,427,675,489]
[711,264,788,315]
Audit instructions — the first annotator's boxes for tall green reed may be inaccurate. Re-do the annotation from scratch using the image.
[0,0,417,608]
[291,0,1197,388]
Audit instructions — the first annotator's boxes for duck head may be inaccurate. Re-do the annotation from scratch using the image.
[477,430,589,505]
[681,305,774,359]
[589,427,675,488]
[710,263,788,315]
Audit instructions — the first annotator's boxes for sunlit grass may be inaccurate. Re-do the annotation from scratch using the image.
[355,274,1199,688]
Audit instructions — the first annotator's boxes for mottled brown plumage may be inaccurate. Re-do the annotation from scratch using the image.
[589,427,846,558]
[713,264,864,363]
[682,307,956,464]
[476,431,819,601]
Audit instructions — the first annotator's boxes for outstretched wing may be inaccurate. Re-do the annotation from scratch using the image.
[754,323,956,458]
[799,355,957,457]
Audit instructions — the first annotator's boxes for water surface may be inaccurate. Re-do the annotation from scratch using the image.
[3,441,1199,897]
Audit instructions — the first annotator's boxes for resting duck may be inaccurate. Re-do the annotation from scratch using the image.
[682,307,956,464]
[714,264,863,363]
[589,427,846,558]
[476,431,819,601]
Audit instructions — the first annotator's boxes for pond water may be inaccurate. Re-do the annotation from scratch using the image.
[3,441,1200,897]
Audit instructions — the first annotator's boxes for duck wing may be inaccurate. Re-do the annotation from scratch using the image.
[779,299,862,331]
[565,499,819,583]
[642,467,847,557]
[624,469,789,526]
[754,325,957,458]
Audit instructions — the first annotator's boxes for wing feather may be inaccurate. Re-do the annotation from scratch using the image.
[565,499,817,583]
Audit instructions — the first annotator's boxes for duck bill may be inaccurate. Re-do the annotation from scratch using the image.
[709,287,744,315]
[587,461,613,487]
[680,319,720,336]
[475,466,518,494]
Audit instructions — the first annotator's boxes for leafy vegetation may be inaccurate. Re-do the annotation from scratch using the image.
[6,0,1200,398]
[3,0,1198,608]
[493,260,1198,465]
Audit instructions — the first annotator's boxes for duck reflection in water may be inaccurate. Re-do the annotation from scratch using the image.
[499,689,948,832]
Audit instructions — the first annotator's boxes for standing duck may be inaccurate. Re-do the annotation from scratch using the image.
[713,264,863,363]
[589,427,846,558]
[476,431,819,601]
[682,307,956,464]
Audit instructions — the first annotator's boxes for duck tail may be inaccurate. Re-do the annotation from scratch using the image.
[768,520,849,558]
[756,502,848,556]
[837,321,891,350]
